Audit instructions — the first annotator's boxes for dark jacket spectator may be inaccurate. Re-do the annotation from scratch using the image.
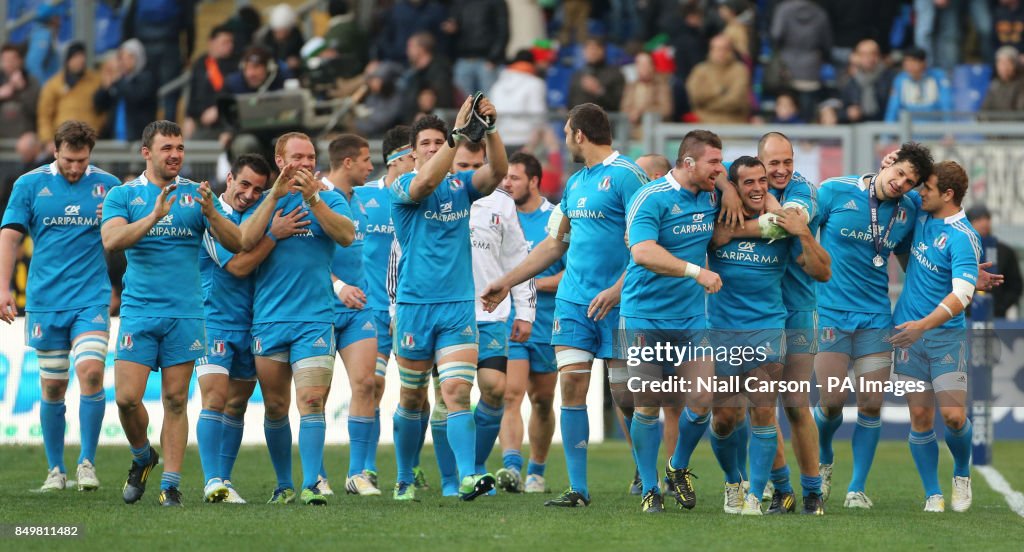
[354,62,404,137]
[94,39,158,141]
[37,42,105,143]
[771,0,832,84]
[839,39,895,122]
[822,0,891,60]
[259,4,305,75]
[569,37,625,112]
[982,46,1024,112]
[967,205,1022,318]
[185,26,238,139]
[686,34,751,123]
[224,47,290,95]
[122,0,196,120]
[670,3,710,117]
[444,0,509,63]
[373,0,448,64]
[322,0,369,79]
[0,44,41,139]
[995,0,1024,51]
[400,32,455,122]
[224,6,262,58]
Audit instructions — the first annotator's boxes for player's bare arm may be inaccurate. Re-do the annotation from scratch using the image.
[198,181,245,253]
[0,228,23,323]
[226,207,310,278]
[481,219,569,312]
[239,162,298,249]
[406,96,475,202]
[294,169,354,246]
[631,239,722,293]
[587,269,625,321]
[535,270,564,293]
[101,183,177,252]
[775,210,831,282]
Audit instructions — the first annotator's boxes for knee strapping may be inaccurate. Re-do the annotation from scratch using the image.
[292,356,334,388]
[375,357,388,378]
[437,361,476,385]
[607,365,629,384]
[435,343,477,363]
[71,336,108,367]
[853,355,891,378]
[933,371,968,394]
[556,348,594,370]
[398,364,430,389]
[196,362,229,378]
[37,350,71,380]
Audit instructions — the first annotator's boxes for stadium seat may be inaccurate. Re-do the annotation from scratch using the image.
[546,64,573,109]
[952,64,992,113]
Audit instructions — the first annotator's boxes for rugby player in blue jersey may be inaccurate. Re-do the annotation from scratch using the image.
[621,131,724,513]
[320,134,382,496]
[0,121,120,492]
[481,103,648,507]
[195,153,309,503]
[890,161,979,513]
[389,96,508,501]
[708,156,830,515]
[496,152,564,494]
[102,120,245,506]
[353,126,414,488]
[238,132,356,506]
[812,143,933,509]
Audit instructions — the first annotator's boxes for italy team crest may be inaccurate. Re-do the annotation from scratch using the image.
[92,184,106,198]
[820,327,836,343]
[934,233,948,250]
[896,208,907,223]
[212,340,226,356]
[31,323,42,339]
[402,333,416,349]
[120,333,134,350]
[552,319,561,334]
[253,336,263,354]
[180,194,195,207]
[449,178,463,191]
[490,212,501,227]
[897,348,910,363]
[598,177,611,191]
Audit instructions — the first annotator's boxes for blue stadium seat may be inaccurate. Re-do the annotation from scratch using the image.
[952,64,993,113]
[546,64,573,109]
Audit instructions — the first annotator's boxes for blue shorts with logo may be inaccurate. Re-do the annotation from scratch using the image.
[711,328,786,377]
[196,327,256,380]
[252,321,335,362]
[26,306,110,351]
[509,341,557,373]
[817,307,892,358]
[619,315,707,376]
[894,331,969,386]
[393,301,477,361]
[372,309,392,356]
[785,309,819,355]
[335,309,377,350]
[478,321,509,361]
[550,299,620,359]
[116,316,206,370]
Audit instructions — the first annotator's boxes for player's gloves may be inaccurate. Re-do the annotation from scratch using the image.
[758,213,790,243]
[452,91,495,143]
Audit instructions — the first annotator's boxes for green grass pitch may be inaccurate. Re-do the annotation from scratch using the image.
[2,440,1022,551]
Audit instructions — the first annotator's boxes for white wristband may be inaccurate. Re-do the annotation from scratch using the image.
[684,262,701,279]
[333,280,347,295]
[938,303,954,317]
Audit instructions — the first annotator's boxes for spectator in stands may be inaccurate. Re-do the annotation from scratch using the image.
[967,205,1022,318]
[817,98,843,125]
[321,0,370,81]
[353,62,404,137]
[915,0,994,70]
[839,39,895,123]
[399,32,454,123]
[225,5,262,58]
[981,46,1024,112]
[443,0,509,97]
[772,91,805,123]
[569,37,626,113]
[823,0,888,68]
[225,46,289,95]
[670,3,710,119]
[259,4,305,76]
[0,44,41,140]
[24,3,63,84]
[489,49,547,153]
[94,39,157,141]
[719,0,753,63]
[184,25,237,140]
[994,0,1024,52]
[373,0,448,64]
[884,47,953,122]
[36,42,105,147]
[122,0,196,121]
[620,51,673,138]
[506,0,545,59]
[0,132,48,217]
[771,0,832,122]
[686,34,751,123]
[561,0,591,45]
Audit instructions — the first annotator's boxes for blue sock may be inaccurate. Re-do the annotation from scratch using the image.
[561,405,590,497]
[473,400,504,473]
[945,419,973,478]
[527,461,546,477]
[446,410,478,480]
[503,449,523,471]
[348,416,374,477]
[909,429,941,497]
[630,412,661,494]
[40,398,66,473]
[414,409,429,468]
[848,413,881,493]
[800,474,822,496]
[160,471,181,491]
[733,417,749,481]
[197,409,224,484]
[366,408,380,473]
[263,416,293,490]
[77,391,105,465]
[130,441,152,466]
[671,407,709,470]
[749,425,778,499]
[219,414,244,481]
[814,405,843,465]
[298,414,327,489]
[709,426,742,484]
[393,406,421,484]
[771,465,794,494]
[430,419,458,494]
[318,456,329,480]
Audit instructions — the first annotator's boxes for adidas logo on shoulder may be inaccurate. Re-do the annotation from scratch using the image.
[189,339,203,351]
[843,200,859,211]
[38,187,52,197]
[130,196,147,206]
[460,326,474,337]
[314,337,328,348]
